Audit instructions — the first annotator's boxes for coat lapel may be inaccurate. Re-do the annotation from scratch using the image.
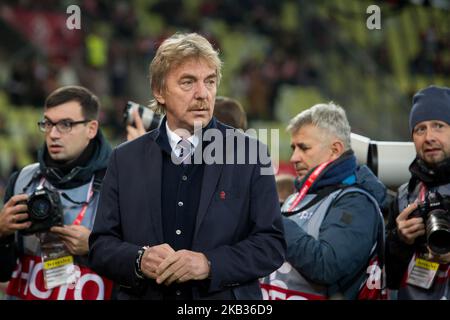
[193,119,228,239]
[144,131,164,243]
[194,161,223,239]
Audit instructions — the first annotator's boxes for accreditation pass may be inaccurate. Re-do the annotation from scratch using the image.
[42,255,75,289]
[406,257,439,289]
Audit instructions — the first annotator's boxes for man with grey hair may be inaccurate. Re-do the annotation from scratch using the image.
[89,33,285,300]
[261,102,386,300]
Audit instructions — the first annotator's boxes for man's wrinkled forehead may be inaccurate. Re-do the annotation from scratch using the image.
[169,57,217,75]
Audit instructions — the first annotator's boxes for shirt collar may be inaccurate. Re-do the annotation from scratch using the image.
[165,121,199,153]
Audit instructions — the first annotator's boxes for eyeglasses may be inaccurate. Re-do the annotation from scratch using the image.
[37,119,91,133]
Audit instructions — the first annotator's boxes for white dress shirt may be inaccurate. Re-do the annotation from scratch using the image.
[165,122,199,157]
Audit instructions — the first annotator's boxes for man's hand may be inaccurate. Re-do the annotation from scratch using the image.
[396,202,425,245]
[126,109,146,141]
[156,250,210,286]
[140,243,175,279]
[0,194,31,238]
[50,225,91,256]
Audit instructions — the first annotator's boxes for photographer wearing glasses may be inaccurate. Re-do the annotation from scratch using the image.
[0,85,113,300]
[386,85,450,300]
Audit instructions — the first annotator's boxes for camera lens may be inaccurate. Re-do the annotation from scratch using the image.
[426,209,450,255]
[29,197,51,220]
[123,102,138,125]
[123,101,161,132]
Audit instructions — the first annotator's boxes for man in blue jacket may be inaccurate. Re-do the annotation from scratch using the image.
[89,33,285,300]
[261,102,385,300]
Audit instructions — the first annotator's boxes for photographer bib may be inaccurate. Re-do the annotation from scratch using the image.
[6,254,113,300]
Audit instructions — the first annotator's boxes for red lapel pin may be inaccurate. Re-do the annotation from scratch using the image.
[220,191,226,200]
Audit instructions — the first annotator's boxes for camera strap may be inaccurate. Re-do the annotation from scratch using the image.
[285,159,334,213]
[72,176,95,226]
[418,183,427,202]
[37,176,46,189]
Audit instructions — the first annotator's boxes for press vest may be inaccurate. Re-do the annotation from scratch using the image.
[260,187,383,300]
[397,182,450,300]
[5,163,113,300]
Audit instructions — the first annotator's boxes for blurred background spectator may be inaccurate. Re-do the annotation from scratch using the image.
[214,96,248,130]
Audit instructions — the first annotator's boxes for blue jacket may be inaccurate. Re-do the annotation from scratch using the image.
[282,152,386,298]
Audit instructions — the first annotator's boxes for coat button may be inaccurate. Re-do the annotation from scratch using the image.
[178,201,183,207]
[182,175,187,181]
[176,229,182,235]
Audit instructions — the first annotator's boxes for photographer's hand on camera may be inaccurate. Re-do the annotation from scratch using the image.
[50,225,91,256]
[0,194,32,238]
[396,202,426,245]
[126,109,146,141]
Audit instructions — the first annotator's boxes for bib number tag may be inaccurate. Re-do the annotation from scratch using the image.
[406,257,439,289]
[39,232,75,290]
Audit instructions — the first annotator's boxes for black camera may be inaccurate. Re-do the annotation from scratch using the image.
[19,187,64,235]
[123,101,162,132]
[410,191,450,254]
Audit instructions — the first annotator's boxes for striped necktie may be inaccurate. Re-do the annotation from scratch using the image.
[178,138,192,165]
